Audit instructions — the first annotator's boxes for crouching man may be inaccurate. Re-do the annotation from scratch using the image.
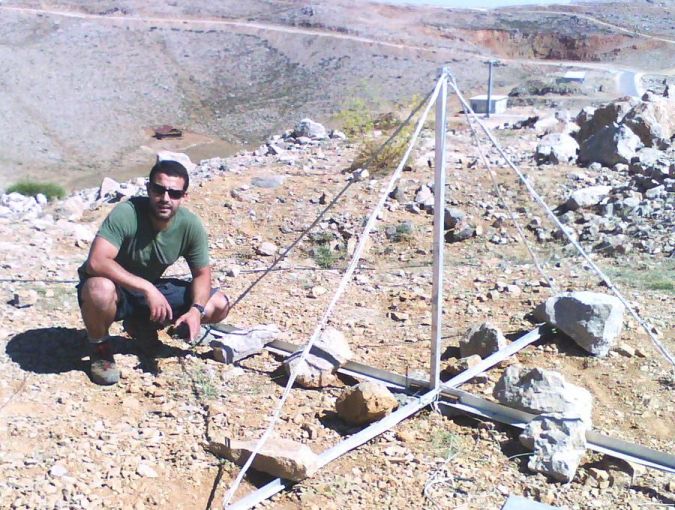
[77,160,230,385]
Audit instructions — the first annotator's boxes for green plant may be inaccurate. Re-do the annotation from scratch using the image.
[313,245,339,269]
[430,429,461,458]
[334,97,375,137]
[388,221,415,243]
[6,180,66,201]
[191,366,219,400]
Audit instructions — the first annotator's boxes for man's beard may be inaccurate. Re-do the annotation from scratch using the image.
[149,200,176,221]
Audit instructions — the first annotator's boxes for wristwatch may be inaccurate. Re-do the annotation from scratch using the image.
[191,303,206,317]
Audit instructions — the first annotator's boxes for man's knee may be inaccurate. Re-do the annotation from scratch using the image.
[81,277,118,308]
[206,291,230,322]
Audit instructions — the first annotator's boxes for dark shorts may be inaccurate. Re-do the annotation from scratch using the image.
[76,276,217,323]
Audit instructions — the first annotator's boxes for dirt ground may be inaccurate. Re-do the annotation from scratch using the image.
[0,105,673,508]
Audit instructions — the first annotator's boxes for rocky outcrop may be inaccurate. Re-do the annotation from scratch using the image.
[535,133,579,165]
[578,123,643,167]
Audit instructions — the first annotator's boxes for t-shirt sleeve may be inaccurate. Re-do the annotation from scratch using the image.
[97,202,135,248]
[183,215,210,270]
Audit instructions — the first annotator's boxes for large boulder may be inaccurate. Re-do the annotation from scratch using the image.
[535,133,579,165]
[578,123,643,167]
[564,185,612,210]
[576,98,636,143]
[284,327,352,388]
[293,118,328,140]
[207,436,319,481]
[335,382,399,425]
[533,291,624,356]
[520,414,587,482]
[156,150,196,173]
[629,147,674,186]
[493,365,593,425]
[622,96,675,147]
[459,322,507,358]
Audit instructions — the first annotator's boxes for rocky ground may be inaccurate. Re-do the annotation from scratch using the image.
[1,0,673,190]
[0,95,673,509]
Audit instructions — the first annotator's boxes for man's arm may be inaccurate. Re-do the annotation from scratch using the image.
[173,264,212,341]
[85,236,173,323]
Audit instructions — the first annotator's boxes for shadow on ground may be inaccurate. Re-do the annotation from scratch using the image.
[5,327,191,378]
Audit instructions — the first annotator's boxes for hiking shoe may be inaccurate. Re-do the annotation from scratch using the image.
[90,340,119,385]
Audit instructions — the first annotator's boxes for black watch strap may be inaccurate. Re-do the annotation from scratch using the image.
[192,303,206,317]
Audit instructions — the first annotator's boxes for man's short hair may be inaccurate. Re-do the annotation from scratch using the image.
[149,160,190,190]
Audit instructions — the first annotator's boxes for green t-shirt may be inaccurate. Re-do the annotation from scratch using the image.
[81,197,209,282]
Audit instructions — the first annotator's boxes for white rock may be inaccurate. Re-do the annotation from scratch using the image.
[533,291,625,356]
[284,327,352,388]
[209,324,280,364]
[520,413,587,482]
[257,242,278,256]
[493,365,593,426]
[136,463,158,478]
[565,185,612,210]
[293,118,328,140]
[208,436,319,481]
[156,150,196,173]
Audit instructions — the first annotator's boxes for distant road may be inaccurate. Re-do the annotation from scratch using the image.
[518,10,675,45]
[0,4,664,98]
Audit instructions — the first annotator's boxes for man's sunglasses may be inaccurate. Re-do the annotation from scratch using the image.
[148,182,186,200]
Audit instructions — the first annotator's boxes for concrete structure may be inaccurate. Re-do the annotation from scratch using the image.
[559,71,586,83]
[470,94,508,114]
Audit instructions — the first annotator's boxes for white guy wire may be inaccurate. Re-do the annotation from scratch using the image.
[222,74,447,508]
[446,72,675,367]
[460,100,559,294]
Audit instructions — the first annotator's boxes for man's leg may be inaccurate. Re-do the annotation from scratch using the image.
[79,277,120,385]
[203,291,230,324]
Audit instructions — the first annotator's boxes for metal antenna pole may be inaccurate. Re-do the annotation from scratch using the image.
[487,60,494,118]
[430,70,448,390]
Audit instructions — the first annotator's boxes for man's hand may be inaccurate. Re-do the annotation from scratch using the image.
[144,286,173,324]
[174,306,201,342]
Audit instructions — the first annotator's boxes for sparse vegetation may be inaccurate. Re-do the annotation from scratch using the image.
[429,429,461,458]
[190,366,219,400]
[606,261,674,294]
[6,180,66,201]
[313,245,340,269]
[386,221,415,243]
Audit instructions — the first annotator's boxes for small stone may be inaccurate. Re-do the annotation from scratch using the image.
[615,343,635,357]
[257,242,278,256]
[445,354,482,376]
[9,289,39,308]
[136,463,158,478]
[309,286,327,298]
[459,322,507,358]
[225,265,241,278]
[389,311,409,322]
[49,464,68,477]
[335,382,399,425]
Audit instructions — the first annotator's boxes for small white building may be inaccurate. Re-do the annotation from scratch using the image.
[559,71,586,84]
[469,94,508,114]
